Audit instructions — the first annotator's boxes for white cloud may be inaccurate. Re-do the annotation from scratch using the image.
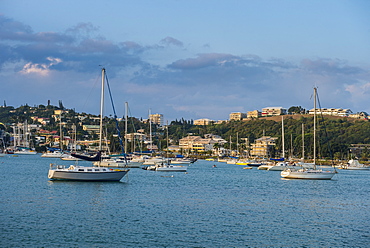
[20,57,62,76]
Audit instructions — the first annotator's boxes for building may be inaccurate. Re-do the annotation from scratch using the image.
[349,112,368,119]
[250,136,277,157]
[194,118,213,125]
[204,134,227,145]
[179,136,202,150]
[82,125,100,133]
[125,132,147,142]
[150,113,164,126]
[31,117,50,125]
[308,108,352,117]
[261,107,287,116]
[179,135,217,153]
[215,120,228,124]
[350,144,370,157]
[229,112,247,121]
[247,110,262,118]
[54,110,66,115]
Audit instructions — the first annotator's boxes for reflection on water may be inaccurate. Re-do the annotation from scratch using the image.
[0,155,369,247]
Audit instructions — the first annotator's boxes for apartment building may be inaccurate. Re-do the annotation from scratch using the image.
[194,118,213,125]
[150,113,164,126]
[261,107,287,116]
[247,110,262,118]
[82,125,100,133]
[249,136,277,157]
[308,108,352,117]
[179,135,217,152]
[229,112,247,121]
[349,112,368,119]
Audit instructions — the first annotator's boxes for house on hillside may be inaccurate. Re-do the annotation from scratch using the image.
[250,136,277,157]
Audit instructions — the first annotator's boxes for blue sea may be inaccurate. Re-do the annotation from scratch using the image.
[1,155,369,247]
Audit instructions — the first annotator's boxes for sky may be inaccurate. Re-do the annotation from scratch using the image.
[1,0,370,122]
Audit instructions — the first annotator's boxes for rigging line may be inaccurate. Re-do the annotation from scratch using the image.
[316,90,337,170]
[126,105,143,152]
[104,72,127,165]
[82,72,101,113]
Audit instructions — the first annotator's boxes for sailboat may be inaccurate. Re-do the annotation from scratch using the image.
[143,121,187,172]
[92,102,141,168]
[13,121,37,155]
[48,68,129,181]
[281,87,336,180]
[268,116,298,171]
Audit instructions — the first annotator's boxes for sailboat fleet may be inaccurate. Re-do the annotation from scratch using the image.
[2,77,369,182]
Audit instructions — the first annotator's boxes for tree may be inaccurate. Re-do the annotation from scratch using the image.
[288,106,304,114]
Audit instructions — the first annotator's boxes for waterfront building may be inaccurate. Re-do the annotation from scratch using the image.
[250,136,277,157]
[179,135,217,153]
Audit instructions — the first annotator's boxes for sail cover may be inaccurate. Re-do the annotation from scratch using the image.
[71,151,101,161]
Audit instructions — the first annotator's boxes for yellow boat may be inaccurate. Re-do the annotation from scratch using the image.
[236,162,250,166]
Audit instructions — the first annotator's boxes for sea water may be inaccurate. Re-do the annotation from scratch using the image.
[0,155,369,247]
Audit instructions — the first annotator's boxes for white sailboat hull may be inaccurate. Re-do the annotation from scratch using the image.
[342,166,370,170]
[14,150,37,155]
[48,165,129,181]
[281,169,335,180]
[268,165,297,171]
[93,159,141,168]
[156,165,187,172]
[41,151,65,158]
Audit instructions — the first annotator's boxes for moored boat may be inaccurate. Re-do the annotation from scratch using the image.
[48,68,129,181]
[340,159,370,170]
[48,164,128,181]
[281,88,336,180]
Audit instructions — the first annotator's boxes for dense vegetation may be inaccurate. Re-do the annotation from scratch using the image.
[1,105,370,160]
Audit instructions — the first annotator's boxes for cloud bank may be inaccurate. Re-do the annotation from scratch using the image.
[1,15,369,121]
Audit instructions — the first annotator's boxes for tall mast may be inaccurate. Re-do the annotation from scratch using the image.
[99,68,105,151]
[236,132,239,157]
[125,102,128,154]
[302,123,305,160]
[282,116,285,158]
[166,120,169,160]
[59,112,63,151]
[149,109,152,152]
[313,87,317,168]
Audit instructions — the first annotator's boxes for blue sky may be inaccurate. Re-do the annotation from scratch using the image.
[1,0,370,121]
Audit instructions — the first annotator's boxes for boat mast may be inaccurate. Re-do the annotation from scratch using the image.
[125,102,128,154]
[302,123,305,161]
[166,120,169,161]
[59,112,63,151]
[313,87,317,169]
[99,68,105,152]
[149,109,152,153]
[236,132,239,157]
[282,116,285,158]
